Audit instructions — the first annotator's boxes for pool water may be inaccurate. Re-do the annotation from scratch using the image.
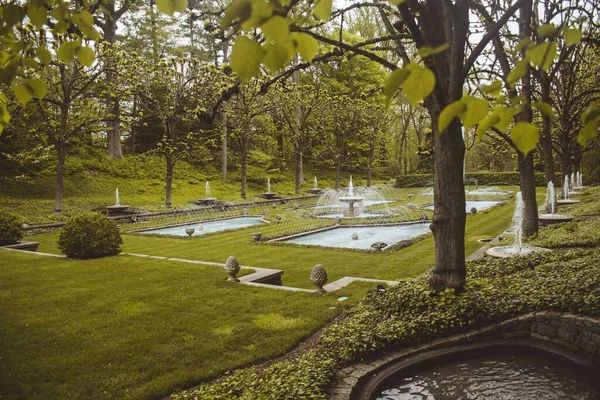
[424,200,503,212]
[138,216,264,237]
[282,223,430,250]
[375,352,600,399]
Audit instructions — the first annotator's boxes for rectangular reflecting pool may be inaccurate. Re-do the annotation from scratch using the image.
[280,223,430,250]
[137,216,264,237]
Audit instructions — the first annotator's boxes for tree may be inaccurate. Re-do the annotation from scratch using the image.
[225,80,273,198]
[135,58,226,206]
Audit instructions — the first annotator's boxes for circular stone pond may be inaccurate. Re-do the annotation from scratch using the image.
[357,344,600,400]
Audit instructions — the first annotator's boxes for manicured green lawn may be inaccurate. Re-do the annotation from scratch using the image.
[1,185,546,399]
[0,250,373,400]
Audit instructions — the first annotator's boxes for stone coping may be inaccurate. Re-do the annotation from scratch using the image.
[326,312,600,400]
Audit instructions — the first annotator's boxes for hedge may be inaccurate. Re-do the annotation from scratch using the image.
[395,172,547,188]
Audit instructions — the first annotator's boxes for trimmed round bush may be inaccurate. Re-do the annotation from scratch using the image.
[0,208,23,245]
[58,213,123,259]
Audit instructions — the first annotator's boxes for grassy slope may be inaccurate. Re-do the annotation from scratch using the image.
[0,250,375,400]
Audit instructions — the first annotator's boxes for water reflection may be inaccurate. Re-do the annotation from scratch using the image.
[376,352,600,399]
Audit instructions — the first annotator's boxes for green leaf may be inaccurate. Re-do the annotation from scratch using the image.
[73,11,100,41]
[479,80,502,96]
[476,115,500,139]
[27,4,47,28]
[461,96,489,130]
[26,78,47,99]
[36,47,52,64]
[577,118,599,146]
[230,36,264,82]
[263,42,289,72]
[76,46,95,67]
[525,42,557,72]
[221,0,251,28]
[389,0,406,5]
[565,28,583,45]
[536,23,559,39]
[383,68,410,106]
[313,0,332,20]
[292,32,318,62]
[3,5,23,26]
[58,42,77,64]
[438,100,466,133]
[241,0,273,30]
[14,83,33,105]
[511,122,539,156]
[492,105,516,131]
[533,101,554,118]
[581,104,600,124]
[417,44,448,59]
[0,102,11,123]
[156,0,187,16]
[401,63,435,106]
[260,16,288,41]
[507,60,527,88]
[515,38,533,53]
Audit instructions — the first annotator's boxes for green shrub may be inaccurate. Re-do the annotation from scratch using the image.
[58,213,123,259]
[395,172,547,188]
[0,208,23,245]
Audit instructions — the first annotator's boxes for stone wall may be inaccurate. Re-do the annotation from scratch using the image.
[327,311,600,400]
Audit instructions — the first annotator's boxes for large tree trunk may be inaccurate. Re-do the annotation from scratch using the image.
[54,142,67,214]
[560,137,571,183]
[519,152,539,237]
[573,143,582,174]
[165,155,173,208]
[540,76,555,184]
[103,2,123,160]
[428,117,466,292]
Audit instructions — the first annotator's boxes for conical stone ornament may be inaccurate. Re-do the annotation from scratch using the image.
[226,256,240,282]
[310,264,328,294]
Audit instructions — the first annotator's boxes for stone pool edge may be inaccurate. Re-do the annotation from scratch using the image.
[327,311,600,400]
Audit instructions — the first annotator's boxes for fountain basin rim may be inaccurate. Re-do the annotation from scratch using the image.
[350,339,599,400]
[486,245,551,258]
[338,196,365,202]
[557,199,581,204]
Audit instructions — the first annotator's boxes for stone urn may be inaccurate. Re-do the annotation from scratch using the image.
[311,264,328,294]
[185,228,195,236]
[252,232,262,241]
[351,232,359,240]
[470,207,478,215]
[225,256,240,282]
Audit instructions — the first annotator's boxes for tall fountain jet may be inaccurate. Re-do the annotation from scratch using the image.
[115,188,121,207]
[338,176,364,218]
[486,192,549,258]
[563,175,570,200]
[205,181,211,199]
[546,181,555,214]
[539,182,572,225]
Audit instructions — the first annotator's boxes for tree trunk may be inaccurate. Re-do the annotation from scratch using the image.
[221,111,227,181]
[240,124,248,199]
[519,152,539,237]
[334,158,341,190]
[165,155,173,208]
[54,142,67,214]
[294,149,302,195]
[428,118,466,292]
[103,4,123,160]
[560,137,571,182]
[573,143,582,174]
[540,76,555,184]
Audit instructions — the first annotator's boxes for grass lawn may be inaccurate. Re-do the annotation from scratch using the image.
[1,185,546,399]
[0,250,374,400]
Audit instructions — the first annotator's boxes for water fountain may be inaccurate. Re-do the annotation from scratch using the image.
[312,177,394,219]
[486,192,550,258]
[337,176,364,218]
[308,176,323,194]
[538,181,573,225]
[557,175,580,205]
[261,177,278,199]
[106,188,130,215]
